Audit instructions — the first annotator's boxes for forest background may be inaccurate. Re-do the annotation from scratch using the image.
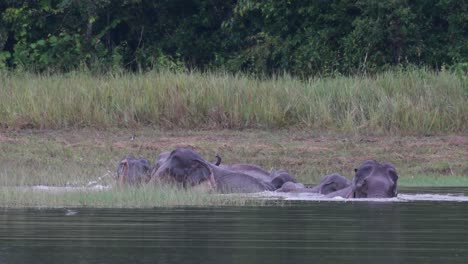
[0,0,466,75]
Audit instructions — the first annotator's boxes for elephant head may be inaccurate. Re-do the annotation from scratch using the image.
[117,155,152,185]
[270,170,298,189]
[309,173,351,194]
[150,148,217,190]
[154,151,221,173]
[351,160,399,198]
[151,148,277,193]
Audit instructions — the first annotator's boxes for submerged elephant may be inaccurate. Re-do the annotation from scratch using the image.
[276,173,350,194]
[150,148,276,193]
[116,156,152,185]
[270,170,298,189]
[154,151,221,174]
[220,161,297,189]
[326,160,398,198]
[309,173,351,194]
[219,163,272,182]
[154,151,171,170]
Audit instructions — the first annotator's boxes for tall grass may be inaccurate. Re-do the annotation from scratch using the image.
[0,69,466,133]
[0,186,275,208]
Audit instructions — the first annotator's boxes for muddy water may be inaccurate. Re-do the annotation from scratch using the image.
[1,189,468,264]
[262,187,468,202]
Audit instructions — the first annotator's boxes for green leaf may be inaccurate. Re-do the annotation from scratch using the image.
[37,40,46,46]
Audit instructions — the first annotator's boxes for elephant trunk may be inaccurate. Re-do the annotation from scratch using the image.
[205,164,218,191]
[150,162,172,185]
[118,158,129,186]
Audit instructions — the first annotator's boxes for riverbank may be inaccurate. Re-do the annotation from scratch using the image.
[1,69,466,134]
[1,128,467,207]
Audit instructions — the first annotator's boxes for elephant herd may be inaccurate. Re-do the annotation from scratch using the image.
[116,147,399,199]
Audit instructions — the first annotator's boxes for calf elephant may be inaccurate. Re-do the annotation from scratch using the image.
[219,163,272,182]
[153,151,221,175]
[220,162,297,189]
[270,170,298,189]
[276,173,350,194]
[326,160,399,198]
[309,173,351,194]
[116,156,152,185]
[151,148,276,193]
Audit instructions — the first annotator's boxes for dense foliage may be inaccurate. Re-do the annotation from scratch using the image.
[0,0,466,75]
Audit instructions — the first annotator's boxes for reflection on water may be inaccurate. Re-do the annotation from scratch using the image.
[0,202,468,263]
[261,187,468,202]
[1,200,468,264]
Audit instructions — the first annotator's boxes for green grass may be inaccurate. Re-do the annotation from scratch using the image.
[0,67,466,208]
[0,186,275,208]
[0,69,466,134]
[399,175,468,187]
[1,129,466,187]
[0,129,467,208]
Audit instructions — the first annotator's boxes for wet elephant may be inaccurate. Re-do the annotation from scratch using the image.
[116,155,152,185]
[326,160,399,198]
[220,163,297,189]
[276,173,349,194]
[309,173,351,194]
[219,163,272,183]
[275,181,307,192]
[270,170,298,189]
[155,151,171,169]
[154,151,221,175]
[151,148,276,193]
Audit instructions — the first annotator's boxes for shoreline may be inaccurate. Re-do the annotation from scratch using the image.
[1,128,466,208]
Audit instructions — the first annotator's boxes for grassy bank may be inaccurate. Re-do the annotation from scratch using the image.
[1,129,467,207]
[0,186,271,208]
[1,69,466,134]
[2,129,467,186]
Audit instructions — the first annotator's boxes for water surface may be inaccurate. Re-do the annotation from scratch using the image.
[1,198,468,263]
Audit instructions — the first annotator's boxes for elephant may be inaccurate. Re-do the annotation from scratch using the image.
[220,162,297,189]
[219,163,272,183]
[275,181,307,192]
[270,170,298,189]
[275,173,350,194]
[154,151,221,174]
[154,151,171,170]
[308,173,351,194]
[150,148,276,193]
[116,155,152,185]
[326,160,399,198]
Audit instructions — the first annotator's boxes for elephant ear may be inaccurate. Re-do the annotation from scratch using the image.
[117,155,137,184]
[270,170,296,189]
[383,162,399,197]
[352,161,376,198]
[186,159,217,190]
[353,160,376,186]
[117,158,129,185]
[318,173,350,194]
[316,177,335,194]
[138,159,152,183]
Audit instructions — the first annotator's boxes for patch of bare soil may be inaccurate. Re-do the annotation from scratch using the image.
[4,129,467,178]
[0,134,17,143]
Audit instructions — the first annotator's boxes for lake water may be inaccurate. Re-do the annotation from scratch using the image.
[1,188,468,264]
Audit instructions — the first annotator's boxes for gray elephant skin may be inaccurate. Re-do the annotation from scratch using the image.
[220,164,297,189]
[276,173,350,194]
[116,155,152,185]
[326,160,398,198]
[309,173,351,194]
[151,148,283,193]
